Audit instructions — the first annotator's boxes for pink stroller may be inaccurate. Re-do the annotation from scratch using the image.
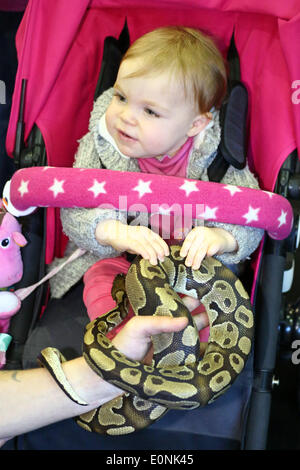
[2,0,300,450]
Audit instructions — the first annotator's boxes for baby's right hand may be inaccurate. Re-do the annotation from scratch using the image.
[96,220,169,265]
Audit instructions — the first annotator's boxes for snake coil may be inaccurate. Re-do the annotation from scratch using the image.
[39,245,254,435]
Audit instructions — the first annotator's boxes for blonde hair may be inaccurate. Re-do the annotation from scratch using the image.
[121,26,227,113]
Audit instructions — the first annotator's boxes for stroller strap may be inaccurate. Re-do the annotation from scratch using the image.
[15,247,86,301]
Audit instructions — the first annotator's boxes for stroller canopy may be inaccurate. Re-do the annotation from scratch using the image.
[6,0,300,190]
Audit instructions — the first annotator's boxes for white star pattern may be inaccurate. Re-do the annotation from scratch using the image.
[18,180,29,197]
[88,179,106,197]
[243,205,260,224]
[157,205,172,215]
[197,205,218,220]
[132,179,152,198]
[179,180,199,197]
[224,184,242,196]
[277,210,287,228]
[49,178,65,198]
[10,167,293,243]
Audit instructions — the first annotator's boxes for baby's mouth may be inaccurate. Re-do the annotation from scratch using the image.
[117,129,137,142]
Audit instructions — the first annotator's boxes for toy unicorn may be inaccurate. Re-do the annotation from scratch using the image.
[0,208,27,367]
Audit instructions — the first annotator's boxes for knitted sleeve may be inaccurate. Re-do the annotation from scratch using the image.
[60,100,126,258]
[205,163,264,265]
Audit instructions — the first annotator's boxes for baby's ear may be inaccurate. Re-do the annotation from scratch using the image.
[187,112,213,137]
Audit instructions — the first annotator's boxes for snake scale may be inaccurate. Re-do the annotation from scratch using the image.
[39,245,254,436]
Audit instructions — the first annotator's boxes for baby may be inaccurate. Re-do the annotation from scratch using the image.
[50,26,263,327]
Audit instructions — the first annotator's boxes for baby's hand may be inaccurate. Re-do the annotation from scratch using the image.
[180,226,237,270]
[96,220,169,265]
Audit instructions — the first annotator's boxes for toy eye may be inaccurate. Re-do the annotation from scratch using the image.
[0,237,10,249]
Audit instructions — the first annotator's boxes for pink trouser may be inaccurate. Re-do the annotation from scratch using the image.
[83,255,209,341]
[83,256,133,339]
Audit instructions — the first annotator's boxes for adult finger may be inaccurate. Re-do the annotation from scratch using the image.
[133,316,188,337]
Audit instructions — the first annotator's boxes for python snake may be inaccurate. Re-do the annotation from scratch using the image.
[39,245,254,435]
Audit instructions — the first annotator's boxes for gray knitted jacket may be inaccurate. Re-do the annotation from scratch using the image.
[49,88,264,298]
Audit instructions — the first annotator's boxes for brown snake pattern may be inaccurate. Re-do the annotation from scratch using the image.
[39,245,254,436]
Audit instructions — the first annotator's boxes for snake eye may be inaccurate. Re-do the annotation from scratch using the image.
[1,237,10,249]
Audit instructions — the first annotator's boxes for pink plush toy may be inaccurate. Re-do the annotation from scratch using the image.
[0,200,85,368]
[0,208,27,367]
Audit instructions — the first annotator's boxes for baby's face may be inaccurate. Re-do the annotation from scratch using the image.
[105,58,203,159]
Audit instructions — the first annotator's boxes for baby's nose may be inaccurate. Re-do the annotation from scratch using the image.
[120,106,137,125]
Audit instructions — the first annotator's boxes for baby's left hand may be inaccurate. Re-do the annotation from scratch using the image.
[179,226,238,270]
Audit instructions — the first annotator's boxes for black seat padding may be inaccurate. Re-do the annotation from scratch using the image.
[208,82,248,182]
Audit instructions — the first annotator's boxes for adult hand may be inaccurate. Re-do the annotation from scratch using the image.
[112,316,188,364]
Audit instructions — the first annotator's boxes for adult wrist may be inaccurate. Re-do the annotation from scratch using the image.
[62,357,122,406]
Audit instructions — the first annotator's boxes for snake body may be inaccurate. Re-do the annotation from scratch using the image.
[39,245,254,435]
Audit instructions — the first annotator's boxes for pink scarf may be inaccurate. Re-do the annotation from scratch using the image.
[138,137,193,177]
